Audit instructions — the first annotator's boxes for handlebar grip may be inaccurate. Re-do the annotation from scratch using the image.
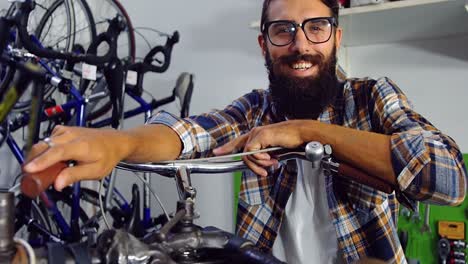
[141,31,179,73]
[337,163,394,194]
[20,162,68,198]
[143,45,170,73]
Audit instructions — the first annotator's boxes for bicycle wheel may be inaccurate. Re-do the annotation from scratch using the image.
[35,0,97,53]
[6,0,97,54]
[7,0,97,113]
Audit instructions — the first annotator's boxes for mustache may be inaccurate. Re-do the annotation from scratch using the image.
[276,53,324,67]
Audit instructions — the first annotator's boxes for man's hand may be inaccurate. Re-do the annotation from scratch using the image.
[213,120,305,176]
[23,125,132,191]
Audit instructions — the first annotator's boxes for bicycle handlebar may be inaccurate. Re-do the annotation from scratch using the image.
[117,159,248,176]
[20,142,395,199]
[125,31,180,96]
[8,0,120,65]
[127,31,179,74]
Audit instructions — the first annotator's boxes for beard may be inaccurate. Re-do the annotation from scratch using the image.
[266,46,340,120]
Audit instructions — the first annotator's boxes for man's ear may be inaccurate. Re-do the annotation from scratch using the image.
[334,27,343,51]
[258,34,267,57]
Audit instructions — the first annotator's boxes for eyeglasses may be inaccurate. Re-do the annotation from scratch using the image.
[262,17,337,47]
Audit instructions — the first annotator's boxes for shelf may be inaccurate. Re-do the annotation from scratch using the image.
[249,0,468,47]
[341,0,468,47]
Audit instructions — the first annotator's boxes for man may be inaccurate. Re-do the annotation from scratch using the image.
[24,0,466,263]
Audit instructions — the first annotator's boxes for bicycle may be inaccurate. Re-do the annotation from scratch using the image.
[15,141,394,263]
[0,1,125,244]
[1,0,194,245]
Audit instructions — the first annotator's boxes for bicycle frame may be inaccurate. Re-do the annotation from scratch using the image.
[4,59,87,243]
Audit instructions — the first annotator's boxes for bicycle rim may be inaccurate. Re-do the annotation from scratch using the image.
[34,0,97,53]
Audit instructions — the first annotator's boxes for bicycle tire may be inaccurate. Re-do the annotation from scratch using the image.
[36,0,97,52]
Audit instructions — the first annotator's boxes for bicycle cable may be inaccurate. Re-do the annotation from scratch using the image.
[98,179,111,230]
[98,170,171,231]
[133,171,170,221]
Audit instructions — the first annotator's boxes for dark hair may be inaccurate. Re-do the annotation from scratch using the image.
[260,0,339,32]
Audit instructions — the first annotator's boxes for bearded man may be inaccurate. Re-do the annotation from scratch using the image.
[24,0,466,263]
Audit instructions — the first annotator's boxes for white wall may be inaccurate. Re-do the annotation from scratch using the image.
[344,35,468,152]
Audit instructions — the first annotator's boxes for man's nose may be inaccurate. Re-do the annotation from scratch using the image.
[290,28,310,54]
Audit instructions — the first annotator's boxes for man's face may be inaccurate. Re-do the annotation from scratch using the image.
[259,0,343,119]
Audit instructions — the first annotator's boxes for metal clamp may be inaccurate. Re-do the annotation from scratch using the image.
[175,166,196,201]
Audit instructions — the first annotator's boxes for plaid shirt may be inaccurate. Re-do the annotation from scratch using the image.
[148,77,467,263]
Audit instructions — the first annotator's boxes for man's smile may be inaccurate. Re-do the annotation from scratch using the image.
[282,59,319,77]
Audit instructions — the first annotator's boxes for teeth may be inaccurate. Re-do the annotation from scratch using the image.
[292,62,312,70]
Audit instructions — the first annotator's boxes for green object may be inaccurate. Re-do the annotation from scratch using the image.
[233,171,242,223]
[398,154,468,264]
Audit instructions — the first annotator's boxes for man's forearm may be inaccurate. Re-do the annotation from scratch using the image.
[299,120,397,186]
[121,124,182,163]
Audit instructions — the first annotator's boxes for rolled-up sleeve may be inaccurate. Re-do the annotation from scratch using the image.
[146,90,269,159]
[372,77,467,206]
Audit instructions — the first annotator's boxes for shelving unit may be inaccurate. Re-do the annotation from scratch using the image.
[249,0,468,47]
[341,0,468,46]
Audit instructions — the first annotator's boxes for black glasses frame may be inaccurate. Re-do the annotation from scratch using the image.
[262,17,337,47]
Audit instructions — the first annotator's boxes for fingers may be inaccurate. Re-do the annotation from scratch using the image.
[50,125,69,137]
[213,134,249,156]
[54,163,109,191]
[243,155,278,177]
[25,141,49,164]
[24,140,92,173]
[24,126,75,167]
